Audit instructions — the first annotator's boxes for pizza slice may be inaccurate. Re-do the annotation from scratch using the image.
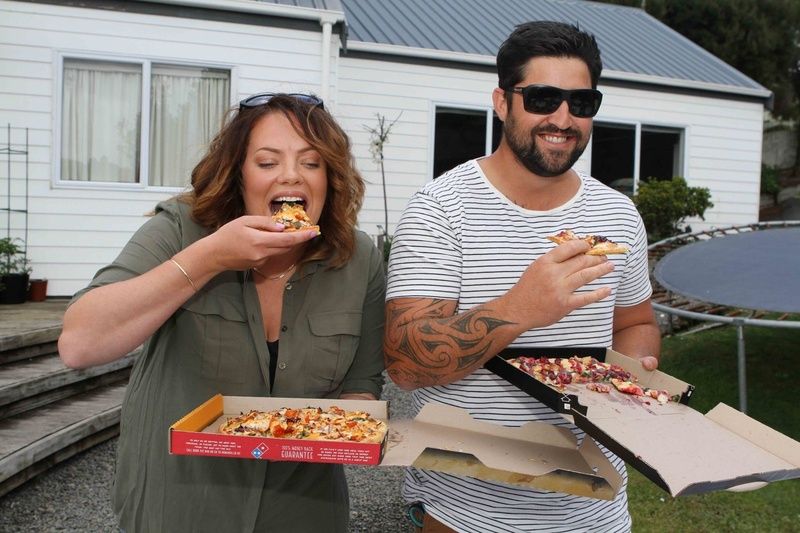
[611,378,646,396]
[546,229,628,255]
[218,410,274,436]
[272,202,320,233]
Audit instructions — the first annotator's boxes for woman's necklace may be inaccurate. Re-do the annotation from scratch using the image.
[252,263,296,281]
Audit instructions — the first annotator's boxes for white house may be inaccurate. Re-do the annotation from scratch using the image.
[0,0,771,296]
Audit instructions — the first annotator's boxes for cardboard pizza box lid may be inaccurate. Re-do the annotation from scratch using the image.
[486,347,800,496]
[381,402,621,500]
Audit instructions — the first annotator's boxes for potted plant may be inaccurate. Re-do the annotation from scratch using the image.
[28,277,48,302]
[0,237,32,304]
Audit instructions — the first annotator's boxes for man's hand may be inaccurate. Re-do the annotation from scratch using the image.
[612,299,661,372]
[499,239,614,330]
[638,355,659,371]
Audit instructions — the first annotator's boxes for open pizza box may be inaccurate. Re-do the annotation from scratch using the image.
[485,347,800,496]
[170,394,623,500]
[170,395,388,464]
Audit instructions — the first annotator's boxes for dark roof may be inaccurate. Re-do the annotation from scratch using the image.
[266,0,344,10]
[254,0,767,98]
[338,0,769,98]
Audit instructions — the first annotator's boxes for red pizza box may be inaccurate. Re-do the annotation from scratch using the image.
[170,394,624,500]
[486,347,800,496]
[169,395,388,465]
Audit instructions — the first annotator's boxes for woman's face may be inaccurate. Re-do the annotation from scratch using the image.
[241,111,327,224]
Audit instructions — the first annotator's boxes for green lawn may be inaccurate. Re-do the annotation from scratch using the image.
[627,322,800,532]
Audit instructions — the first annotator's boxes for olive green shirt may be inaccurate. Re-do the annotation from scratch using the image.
[72,200,386,532]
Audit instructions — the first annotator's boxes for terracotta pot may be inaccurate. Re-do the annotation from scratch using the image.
[28,278,48,302]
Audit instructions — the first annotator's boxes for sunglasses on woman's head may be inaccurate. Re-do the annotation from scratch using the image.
[238,93,324,111]
[509,85,603,118]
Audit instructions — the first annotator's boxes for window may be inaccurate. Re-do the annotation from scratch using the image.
[591,122,684,196]
[640,126,683,182]
[432,106,501,178]
[60,58,230,188]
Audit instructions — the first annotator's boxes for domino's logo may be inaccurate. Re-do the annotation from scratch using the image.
[251,443,269,459]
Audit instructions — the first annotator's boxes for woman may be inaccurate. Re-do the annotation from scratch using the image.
[58,93,386,532]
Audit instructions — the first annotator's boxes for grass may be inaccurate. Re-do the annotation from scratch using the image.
[627,321,800,532]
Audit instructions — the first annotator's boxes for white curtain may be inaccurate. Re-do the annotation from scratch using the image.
[149,65,230,187]
[61,59,141,182]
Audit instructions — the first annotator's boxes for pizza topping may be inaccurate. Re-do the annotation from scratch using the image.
[271,201,320,232]
[507,355,674,404]
[586,382,611,393]
[546,229,628,255]
[219,406,387,443]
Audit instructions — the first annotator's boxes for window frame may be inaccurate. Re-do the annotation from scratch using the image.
[428,101,496,181]
[53,51,236,192]
[590,119,688,196]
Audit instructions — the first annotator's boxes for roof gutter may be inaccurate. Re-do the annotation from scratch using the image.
[138,0,345,101]
[347,40,772,102]
[137,0,345,24]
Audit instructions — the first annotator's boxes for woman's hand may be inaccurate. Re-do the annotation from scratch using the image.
[201,215,319,272]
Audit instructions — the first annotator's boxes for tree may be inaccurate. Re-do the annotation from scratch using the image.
[363,112,402,261]
[596,0,800,120]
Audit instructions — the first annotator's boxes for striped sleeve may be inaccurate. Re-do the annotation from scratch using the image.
[386,189,463,300]
[615,213,652,306]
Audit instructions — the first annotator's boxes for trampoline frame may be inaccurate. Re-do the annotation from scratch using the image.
[649,221,800,413]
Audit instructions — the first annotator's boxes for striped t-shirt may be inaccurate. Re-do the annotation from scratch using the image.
[386,159,652,533]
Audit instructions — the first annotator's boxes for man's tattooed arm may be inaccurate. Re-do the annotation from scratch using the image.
[384,297,525,390]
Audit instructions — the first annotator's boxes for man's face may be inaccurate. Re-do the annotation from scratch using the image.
[501,56,595,178]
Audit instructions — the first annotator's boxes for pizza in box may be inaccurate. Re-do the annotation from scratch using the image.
[218,405,387,443]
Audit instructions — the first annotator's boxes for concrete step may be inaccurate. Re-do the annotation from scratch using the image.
[0,350,138,419]
[0,300,134,498]
[0,382,127,498]
[0,301,67,357]
[0,341,59,366]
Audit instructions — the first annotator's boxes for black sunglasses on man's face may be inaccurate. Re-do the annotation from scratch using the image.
[509,85,602,118]
[238,92,324,111]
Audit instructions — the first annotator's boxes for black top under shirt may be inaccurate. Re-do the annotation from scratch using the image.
[267,340,279,390]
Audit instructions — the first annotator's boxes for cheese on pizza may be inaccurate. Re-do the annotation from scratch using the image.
[272,202,320,233]
[219,405,387,443]
[547,230,629,255]
[507,355,674,405]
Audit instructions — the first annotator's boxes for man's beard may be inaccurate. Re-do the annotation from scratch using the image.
[504,114,589,177]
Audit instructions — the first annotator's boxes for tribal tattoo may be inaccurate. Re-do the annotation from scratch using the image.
[384,298,518,389]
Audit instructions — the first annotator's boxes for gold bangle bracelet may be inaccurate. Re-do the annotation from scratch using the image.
[170,258,197,292]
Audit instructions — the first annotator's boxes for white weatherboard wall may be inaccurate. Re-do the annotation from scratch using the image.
[338,55,497,238]
[0,0,336,296]
[597,85,764,228]
[1,0,764,295]
[340,54,764,239]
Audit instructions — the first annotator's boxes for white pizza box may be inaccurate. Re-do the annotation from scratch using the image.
[382,402,622,500]
[170,394,623,500]
[486,347,800,496]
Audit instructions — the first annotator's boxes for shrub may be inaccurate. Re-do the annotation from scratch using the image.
[760,164,781,203]
[633,177,714,243]
[0,237,31,275]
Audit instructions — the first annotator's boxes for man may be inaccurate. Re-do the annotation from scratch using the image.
[384,21,660,533]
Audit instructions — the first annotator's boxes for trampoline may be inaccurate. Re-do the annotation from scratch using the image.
[651,222,800,412]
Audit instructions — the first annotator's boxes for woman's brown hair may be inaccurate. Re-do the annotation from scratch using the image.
[184,94,365,269]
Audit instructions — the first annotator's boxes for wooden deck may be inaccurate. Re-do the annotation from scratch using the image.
[0,299,135,497]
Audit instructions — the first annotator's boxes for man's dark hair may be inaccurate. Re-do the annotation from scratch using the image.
[497,21,603,90]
